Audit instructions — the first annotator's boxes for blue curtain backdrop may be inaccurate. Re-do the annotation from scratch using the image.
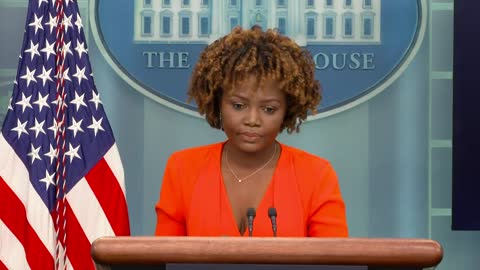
[451,0,480,230]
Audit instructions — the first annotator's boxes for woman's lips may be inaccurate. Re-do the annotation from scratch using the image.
[241,132,261,137]
[239,132,261,142]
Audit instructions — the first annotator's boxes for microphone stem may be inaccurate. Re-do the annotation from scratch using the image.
[246,208,256,237]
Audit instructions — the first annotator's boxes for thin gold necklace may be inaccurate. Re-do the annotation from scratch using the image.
[224,143,278,183]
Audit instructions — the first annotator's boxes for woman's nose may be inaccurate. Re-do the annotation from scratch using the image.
[244,107,260,126]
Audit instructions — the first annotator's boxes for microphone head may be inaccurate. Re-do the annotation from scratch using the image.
[268,207,277,217]
[247,207,256,218]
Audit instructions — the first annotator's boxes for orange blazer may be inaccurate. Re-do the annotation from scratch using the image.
[155,142,348,237]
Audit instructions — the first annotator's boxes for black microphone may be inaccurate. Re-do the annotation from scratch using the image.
[246,208,256,237]
[268,207,278,237]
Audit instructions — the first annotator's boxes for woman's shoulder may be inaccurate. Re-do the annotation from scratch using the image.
[280,144,338,195]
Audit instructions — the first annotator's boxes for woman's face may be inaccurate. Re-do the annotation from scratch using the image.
[220,75,287,154]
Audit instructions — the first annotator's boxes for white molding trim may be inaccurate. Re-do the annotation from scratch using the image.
[431,208,451,217]
[432,71,452,80]
[431,140,452,148]
[432,3,453,11]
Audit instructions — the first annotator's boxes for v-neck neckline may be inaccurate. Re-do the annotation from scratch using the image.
[219,173,275,236]
[187,141,306,237]
[218,141,282,237]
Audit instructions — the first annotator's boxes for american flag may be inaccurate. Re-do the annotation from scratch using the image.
[0,0,130,269]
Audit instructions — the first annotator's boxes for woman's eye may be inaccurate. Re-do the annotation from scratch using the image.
[263,107,277,114]
[232,103,244,110]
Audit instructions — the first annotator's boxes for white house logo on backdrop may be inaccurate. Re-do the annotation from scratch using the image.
[90,0,426,119]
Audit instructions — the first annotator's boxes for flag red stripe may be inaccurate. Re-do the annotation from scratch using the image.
[0,176,54,270]
[65,202,95,270]
[85,158,130,235]
[0,259,7,270]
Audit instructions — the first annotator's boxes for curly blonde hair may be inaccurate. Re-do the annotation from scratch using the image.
[188,25,321,133]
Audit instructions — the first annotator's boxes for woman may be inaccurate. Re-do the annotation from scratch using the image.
[154,26,348,237]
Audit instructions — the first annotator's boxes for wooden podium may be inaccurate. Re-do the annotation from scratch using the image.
[91,237,443,270]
